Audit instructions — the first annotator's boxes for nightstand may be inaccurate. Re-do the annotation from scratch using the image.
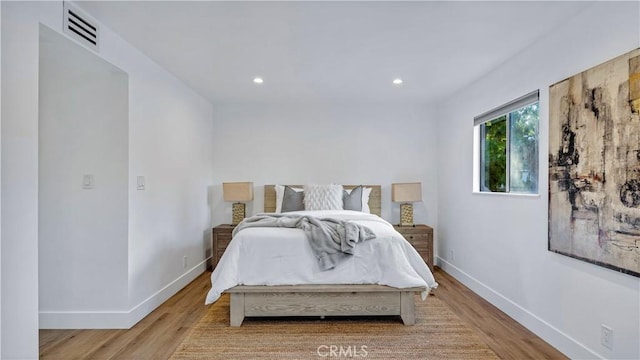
[393,224,434,271]
[212,224,235,270]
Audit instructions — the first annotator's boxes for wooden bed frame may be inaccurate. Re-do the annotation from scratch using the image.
[224,184,426,326]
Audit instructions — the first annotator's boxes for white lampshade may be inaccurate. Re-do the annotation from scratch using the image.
[392,182,422,203]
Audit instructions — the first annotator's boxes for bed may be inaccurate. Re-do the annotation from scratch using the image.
[205,184,438,326]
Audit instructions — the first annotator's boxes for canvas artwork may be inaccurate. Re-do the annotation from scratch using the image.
[549,48,640,277]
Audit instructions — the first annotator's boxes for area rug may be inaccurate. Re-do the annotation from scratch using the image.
[170,294,499,359]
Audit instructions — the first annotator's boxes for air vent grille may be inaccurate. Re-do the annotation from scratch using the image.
[63,2,99,51]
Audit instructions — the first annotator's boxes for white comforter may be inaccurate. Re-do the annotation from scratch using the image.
[205,210,438,305]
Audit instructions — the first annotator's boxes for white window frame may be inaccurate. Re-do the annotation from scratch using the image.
[472,90,540,195]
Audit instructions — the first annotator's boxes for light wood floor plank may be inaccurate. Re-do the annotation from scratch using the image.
[39,268,566,359]
[433,269,567,359]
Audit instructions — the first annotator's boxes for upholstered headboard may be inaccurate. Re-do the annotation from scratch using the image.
[264,185,381,217]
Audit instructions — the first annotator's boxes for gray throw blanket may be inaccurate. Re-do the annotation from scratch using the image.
[233,214,376,270]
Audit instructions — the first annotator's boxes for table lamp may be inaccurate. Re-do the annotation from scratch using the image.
[223,182,254,225]
[392,182,422,226]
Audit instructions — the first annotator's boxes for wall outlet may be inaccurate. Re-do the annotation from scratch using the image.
[601,324,613,349]
[450,250,455,261]
[183,256,188,269]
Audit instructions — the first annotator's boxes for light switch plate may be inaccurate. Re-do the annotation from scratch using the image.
[82,174,94,189]
[137,176,145,190]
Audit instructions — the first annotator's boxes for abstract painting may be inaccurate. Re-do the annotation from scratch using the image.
[549,48,640,277]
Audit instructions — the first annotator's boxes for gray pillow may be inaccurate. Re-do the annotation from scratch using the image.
[343,186,363,211]
[281,186,305,212]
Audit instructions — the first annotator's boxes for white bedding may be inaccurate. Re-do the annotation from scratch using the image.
[205,210,438,305]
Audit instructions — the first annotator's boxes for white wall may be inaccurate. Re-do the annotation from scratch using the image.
[0,0,4,355]
[1,2,48,357]
[72,2,213,326]
[2,0,213,356]
[39,26,129,313]
[124,39,213,313]
[211,103,437,231]
[436,2,640,359]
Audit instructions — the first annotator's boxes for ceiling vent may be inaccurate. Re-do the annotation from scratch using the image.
[63,1,99,52]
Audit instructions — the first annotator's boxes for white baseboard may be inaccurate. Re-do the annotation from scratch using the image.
[436,257,602,360]
[39,258,209,329]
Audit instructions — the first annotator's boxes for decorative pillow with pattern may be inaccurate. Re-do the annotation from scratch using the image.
[303,184,344,211]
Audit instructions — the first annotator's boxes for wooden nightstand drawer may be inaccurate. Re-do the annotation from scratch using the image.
[402,233,429,246]
[216,234,233,248]
[212,224,236,270]
[397,227,428,234]
[393,224,434,272]
[412,245,429,257]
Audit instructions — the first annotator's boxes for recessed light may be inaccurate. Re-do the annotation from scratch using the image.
[253,77,264,84]
[393,78,403,85]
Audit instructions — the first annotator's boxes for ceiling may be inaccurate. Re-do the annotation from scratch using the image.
[78,1,589,105]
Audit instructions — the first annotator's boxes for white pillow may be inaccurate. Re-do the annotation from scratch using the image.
[344,186,372,213]
[303,184,344,211]
[274,185,303,213]
[362,187,372,213]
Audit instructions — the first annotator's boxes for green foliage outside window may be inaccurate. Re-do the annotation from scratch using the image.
[482,116,507,192]
[481,102,538,193]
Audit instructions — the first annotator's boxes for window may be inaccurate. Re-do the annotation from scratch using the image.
[474,90,539,194]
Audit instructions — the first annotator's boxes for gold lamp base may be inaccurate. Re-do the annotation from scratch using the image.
[232,203,246,225]
[400,203,414,226]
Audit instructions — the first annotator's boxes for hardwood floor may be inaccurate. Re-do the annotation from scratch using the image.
[39,275,211,360]
[434,269,567,360]
[40,268,567,359]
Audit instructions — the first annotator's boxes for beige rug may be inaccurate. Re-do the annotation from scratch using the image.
[170,294,499,359]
